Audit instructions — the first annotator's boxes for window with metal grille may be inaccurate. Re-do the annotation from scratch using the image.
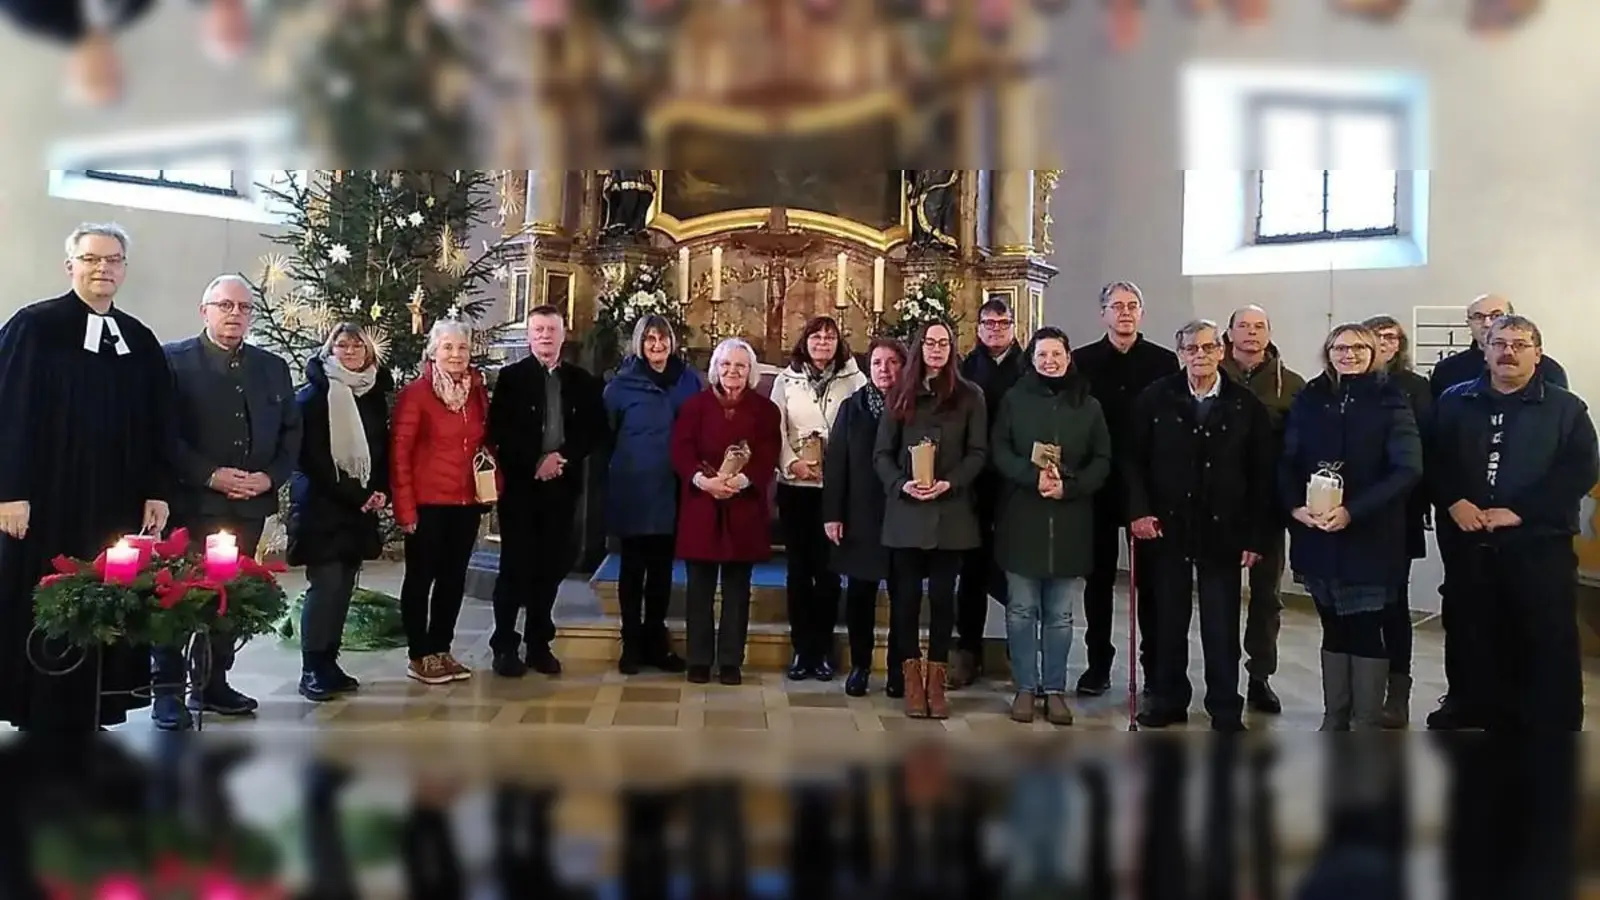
[1250,100,1403,244]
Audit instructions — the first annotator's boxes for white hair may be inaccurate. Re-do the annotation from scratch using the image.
[201,273,253,304]
[65,222,131,258]
[425,318,473,360]
[709,337,756,389]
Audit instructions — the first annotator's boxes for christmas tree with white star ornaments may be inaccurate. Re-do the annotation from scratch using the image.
[249,169,533,381]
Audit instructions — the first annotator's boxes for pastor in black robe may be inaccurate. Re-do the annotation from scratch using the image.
[0,290,173,731]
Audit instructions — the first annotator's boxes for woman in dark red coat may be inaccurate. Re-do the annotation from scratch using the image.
[390,320,494,688]
[671,337,780,686]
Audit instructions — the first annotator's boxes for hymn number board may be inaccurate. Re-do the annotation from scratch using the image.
[1411,305,1472,379]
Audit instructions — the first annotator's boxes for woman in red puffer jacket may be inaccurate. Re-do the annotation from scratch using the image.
[390,320,497,688]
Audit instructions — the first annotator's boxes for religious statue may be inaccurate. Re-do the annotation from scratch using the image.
[601,169,656,240]
[907,170,958,252]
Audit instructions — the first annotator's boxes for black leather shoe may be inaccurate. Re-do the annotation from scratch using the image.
[786,654,812,681]
[1426,700,1490,731]
[618,645,641,675]
[1211,716,1247,732]
[885,670,905,699]
[152,694,193,731]
[190,684,257,716]
[813,658,835,682]
[687,665,712,684]
[642,646,687,674]
[1135,708,1188,729]
[1247,679,1282,714]
[718,666,742,686]
[493,651,528,678]
[1076,667,1111,697]
[326,656,359,693]
[844,667,869,697]
[527,647,562,676]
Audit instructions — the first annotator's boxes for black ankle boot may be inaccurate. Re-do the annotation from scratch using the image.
[325,652,359,693]
[299,652,340,702]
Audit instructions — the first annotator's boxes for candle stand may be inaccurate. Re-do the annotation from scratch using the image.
[27,625,218,732]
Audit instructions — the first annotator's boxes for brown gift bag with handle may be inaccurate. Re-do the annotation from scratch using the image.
[798,432,826,469]
[719,441,753,479]
[909,438,938,488]
[1305,462,1344,517]
[1031,441,1062,478]
[473,450,499,505]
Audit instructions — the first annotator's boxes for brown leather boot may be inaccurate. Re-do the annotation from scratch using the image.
[902,659,929,718]
[925,662,950,719]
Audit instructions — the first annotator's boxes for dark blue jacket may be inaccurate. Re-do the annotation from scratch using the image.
[1278,373,1422,586]
[603,355,705,537]
[1428,343,1566,399]
[1427,374,1598,544]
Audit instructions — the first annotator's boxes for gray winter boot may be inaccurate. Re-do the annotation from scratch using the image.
[1319,650,1351,732]
[1381,672,1412,729]
[1350,656,1391,731]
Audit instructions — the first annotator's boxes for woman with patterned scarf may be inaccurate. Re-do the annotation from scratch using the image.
[288,323,394,700]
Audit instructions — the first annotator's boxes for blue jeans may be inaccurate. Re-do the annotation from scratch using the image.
[1004,573,1084,694]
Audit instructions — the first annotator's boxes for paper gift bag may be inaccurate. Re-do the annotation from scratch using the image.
[909,438,938,488]
[1030,441,1061,470]
[1306,463,1344,517]
[473,450,499,505]
[798,432,826,468]
[719,441,753,478]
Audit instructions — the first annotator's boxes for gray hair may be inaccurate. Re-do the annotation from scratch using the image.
[1174,318,1220,349]
[65,222,130,258]
[424,318,473,360]
[629,314,677,358]
[1489,314,1543,348]
[1099,280,1143,309]
[200,273,253,304]
[709,337,757,388]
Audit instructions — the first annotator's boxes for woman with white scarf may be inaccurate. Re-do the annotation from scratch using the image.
[287,323,393,701]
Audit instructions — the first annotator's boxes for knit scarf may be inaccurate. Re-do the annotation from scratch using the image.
[862,384,886,419]
[323,356,378,486]
[431,364,472,413]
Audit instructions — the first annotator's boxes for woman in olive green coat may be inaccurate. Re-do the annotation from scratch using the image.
[991,327,1113,725]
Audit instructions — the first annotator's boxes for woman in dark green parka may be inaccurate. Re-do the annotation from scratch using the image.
[992,327,1113,725]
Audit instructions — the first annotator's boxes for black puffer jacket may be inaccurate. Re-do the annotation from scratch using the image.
[286,355,393,567]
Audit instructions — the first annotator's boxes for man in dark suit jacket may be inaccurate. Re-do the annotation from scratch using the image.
[488,306,606,678]
[154,274,301,730]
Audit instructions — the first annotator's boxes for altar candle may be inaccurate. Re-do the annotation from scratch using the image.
[835,252,848,308]
[104,540,140,585]
[679,246,691,306]
[872,257,885,313]
[205,532,240,582]
[125,534,156,567]
[711,247,723,302]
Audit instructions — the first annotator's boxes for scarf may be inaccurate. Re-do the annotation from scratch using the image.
[863,384,886,419]
[431,364,472,413]
[323,356,378,486]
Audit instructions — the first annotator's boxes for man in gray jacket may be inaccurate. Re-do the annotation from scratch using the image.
[152,274,301,730]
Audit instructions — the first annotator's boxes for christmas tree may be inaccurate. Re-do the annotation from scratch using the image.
[249,169,530,381]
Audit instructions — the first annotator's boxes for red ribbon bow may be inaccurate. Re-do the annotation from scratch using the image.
[153,569,228,616]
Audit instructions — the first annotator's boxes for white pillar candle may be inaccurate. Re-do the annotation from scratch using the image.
[872,257,885,313]
[711,247,723,302]
[679,246,691,306]
[835,252,848,308]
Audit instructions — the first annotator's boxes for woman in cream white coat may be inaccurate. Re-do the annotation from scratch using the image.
[771,315,867,681]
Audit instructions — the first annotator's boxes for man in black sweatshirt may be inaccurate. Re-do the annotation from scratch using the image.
[1427,314,1597,730]
[954,297,1028,687]
[1069,281,1179,696]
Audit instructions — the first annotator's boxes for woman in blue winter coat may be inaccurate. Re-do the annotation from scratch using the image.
[604,315,705,674]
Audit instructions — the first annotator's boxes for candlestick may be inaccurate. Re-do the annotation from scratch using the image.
[125,534,156,568]
[872,257,885,313]
[711,247,723,302]
[835,252,848,308]
[104,540,140,585]
[678,247,691,307]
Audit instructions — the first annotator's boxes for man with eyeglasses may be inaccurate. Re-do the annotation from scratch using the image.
[1429,294,1567,399]
[952,297,1028,687]
[1427,315,1597,730]
[0,223,175,732]
[152,273,301,730]
[1123,320,1274,730]
[1071,281,1178,697]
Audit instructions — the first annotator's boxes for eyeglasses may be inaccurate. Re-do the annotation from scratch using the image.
[1375,332,1401,344]
[75,254,125,268]
[1180,342,1220,355]
[204,300,254,315]
[923,338,952,350]
[1488,339,1536,354]
[1467,311,1508,324]
[980,318,1013,329]
[1106,302,1140,315]
[1330,343,1373,356]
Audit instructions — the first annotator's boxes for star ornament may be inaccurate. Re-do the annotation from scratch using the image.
[328,243,352,265]
[370,303,385,319]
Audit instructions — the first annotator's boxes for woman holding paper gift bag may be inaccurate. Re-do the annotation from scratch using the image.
[1279,323,1422,730]
[991,327,1113,725]
[390,319,496,687]
[771,315,867,682]
[671,337,781,686]
[874,320,989,719]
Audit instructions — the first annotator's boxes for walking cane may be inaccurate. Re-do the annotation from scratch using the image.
[1127,534,1139,732]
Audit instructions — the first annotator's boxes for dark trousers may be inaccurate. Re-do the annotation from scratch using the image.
[890,548,961,664]
[1436,524,1461,694]
[777,484,841,662]
[1313,604,1387,658]
[491,485,578,654]
[1145,544,1243,720]
[152,513,264,695]
[955,496,1005,659]
[1383,575,1415,675]
[400,505,482,662]
[1087,506,1156,679]
[1242,530,1284,680]
[844,575,902,672]
[1444,536,1583,730]
[617,534,675,649]
[300,561,360,654]
[684,561,753,668]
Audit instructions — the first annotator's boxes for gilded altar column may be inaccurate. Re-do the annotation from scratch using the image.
[526,170,566,237]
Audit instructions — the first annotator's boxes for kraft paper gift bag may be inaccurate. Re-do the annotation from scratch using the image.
[718,441,753,479]
[1306,463,1344,517]
[473,450,499,505]
[1030,441,1062,477]
[798,432,826,472]
[909,438,938,488]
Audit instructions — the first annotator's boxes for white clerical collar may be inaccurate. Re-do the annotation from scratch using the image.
[83,312,129,356]
[1190,374,1221,400]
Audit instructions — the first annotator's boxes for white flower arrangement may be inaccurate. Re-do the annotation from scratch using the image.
[593,263,689,347]
[889,274,958,339]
